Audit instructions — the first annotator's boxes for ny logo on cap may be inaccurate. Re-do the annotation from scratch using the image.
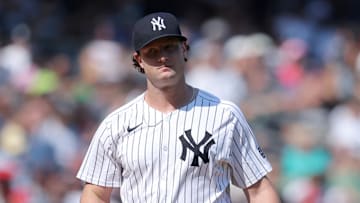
[150,16,166,31]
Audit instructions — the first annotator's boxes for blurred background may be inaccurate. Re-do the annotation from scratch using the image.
[0,0,360,202]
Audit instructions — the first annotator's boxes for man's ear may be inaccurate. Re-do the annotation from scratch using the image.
[182,42,189,62]
[133,52,142,65]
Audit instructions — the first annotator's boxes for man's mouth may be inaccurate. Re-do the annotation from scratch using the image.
[159,65,172,69]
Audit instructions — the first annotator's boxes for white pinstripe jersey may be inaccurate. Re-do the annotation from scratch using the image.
[76,88,272,203]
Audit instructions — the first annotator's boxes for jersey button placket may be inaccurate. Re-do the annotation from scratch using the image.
[159,115,170,201]
[162,115,171,153]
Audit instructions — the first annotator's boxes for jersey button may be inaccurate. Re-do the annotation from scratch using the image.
[163,146,168,151]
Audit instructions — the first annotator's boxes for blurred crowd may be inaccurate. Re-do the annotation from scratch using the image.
[0,0,360,203]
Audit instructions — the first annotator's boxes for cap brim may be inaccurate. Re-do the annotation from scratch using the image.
[136,34,187,51]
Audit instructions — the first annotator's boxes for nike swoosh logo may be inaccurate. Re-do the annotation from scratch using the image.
[127,123,142,133]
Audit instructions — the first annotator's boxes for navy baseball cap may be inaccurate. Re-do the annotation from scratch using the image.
[132,12,187,51]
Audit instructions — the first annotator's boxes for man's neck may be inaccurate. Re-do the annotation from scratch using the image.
[145,84,195,113]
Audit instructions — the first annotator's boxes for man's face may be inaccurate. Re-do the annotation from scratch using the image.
[135,37,187,88]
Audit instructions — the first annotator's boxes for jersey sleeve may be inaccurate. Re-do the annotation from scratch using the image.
[227,105,272,188]
[76,119,122,187]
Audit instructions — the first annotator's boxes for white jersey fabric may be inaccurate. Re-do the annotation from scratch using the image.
[76,88,272,203]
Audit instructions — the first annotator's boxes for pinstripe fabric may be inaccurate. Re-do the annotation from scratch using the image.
[76,88,272,203]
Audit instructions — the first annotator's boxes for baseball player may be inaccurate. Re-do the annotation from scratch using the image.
[76,12,280,203]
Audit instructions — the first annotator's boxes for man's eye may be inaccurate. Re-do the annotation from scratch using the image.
[164,44,178,52]
[146,49,159,57]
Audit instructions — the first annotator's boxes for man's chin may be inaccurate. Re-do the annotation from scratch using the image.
[156,74,180,87]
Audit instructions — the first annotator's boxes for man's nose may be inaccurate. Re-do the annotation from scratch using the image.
[159,55,168,63]
[158,49,170,62]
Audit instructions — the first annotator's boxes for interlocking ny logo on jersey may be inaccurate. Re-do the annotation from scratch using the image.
[150,16,166,31]
[179,130,215,166]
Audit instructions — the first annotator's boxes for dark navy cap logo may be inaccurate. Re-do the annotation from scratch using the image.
[132,12,187,51]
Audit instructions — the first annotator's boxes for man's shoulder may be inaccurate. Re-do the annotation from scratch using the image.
[197,88,220,102]
[104,93,144,120]
[197,89,239,108]
[196,88,245,119]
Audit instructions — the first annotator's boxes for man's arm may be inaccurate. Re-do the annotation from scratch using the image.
[243,176,280,203]
[80,183,113,203]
